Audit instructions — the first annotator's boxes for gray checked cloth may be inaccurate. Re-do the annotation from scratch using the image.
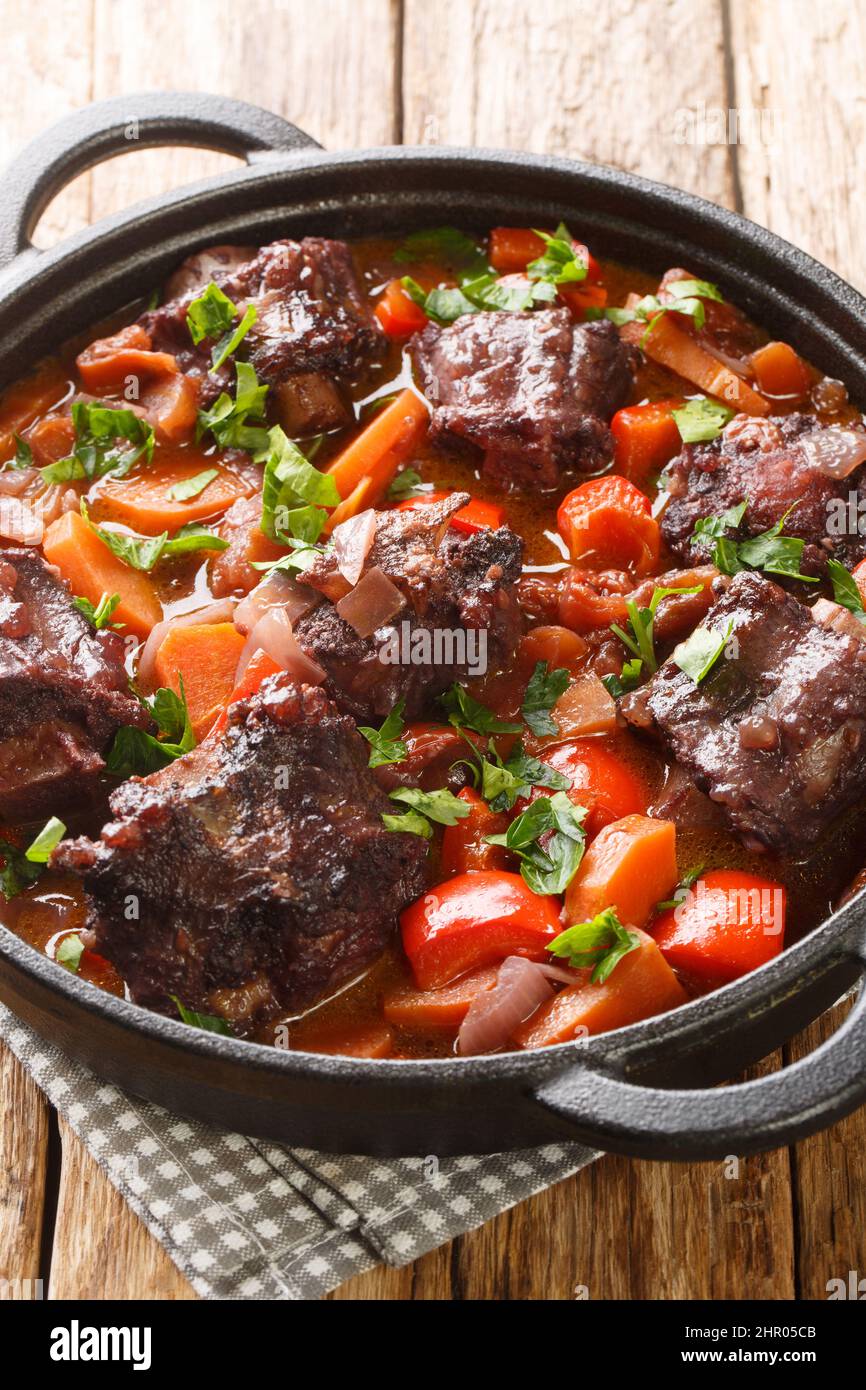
[0,1003,596,1299]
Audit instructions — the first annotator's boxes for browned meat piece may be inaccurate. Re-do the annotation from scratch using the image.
[621,571,866,852]
[295,493,524,721]
[661,413,866,578]
[0,549,149,820]
[272,372,351,437]
[142,237,383,418]
[53,678,427,1031]
[162,244,257,300]
[411,311,636,491]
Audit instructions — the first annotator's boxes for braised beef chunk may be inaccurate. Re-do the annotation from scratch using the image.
[0,549,149,819]
[622,571,866,852]
[142,237,383,418]
[657,268,763,361]
[412,311,637,491]
[53,678,427,1030]
[661,413,866,577]
[295,494,524,720]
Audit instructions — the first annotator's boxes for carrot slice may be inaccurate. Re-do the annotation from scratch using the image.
[153,622,246,740]
[634,313,771,415]
[0,360,69,462]
[42,510,162,639]
[749,341,812,399]
[95,447,253,534]
[292,1022,394,1058]
[611,398,685,486]
[514,929,688,1047]
[325,389,429,505]
[564,813,678,930]
[209,649,283,737]
[558,476,660,576]
[384,966,499,1029]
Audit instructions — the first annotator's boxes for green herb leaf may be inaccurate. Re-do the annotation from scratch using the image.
[11,434,33,469]
[386,468,426,502]
[211,303,257,371]
[394,227,488,279]
[521,661,570,736]
[526,224,589,287]
[656,863,705,912]
[601,657,643,700]
[196,360,269,452]
[165,468,219,502]
[72,591,122,630]
[438,683,522,737]
[672,396,735,444]
[186,282,237,345]
[482,742,570,813]
[487,790,587,896]
[259,425,340,542]
[547,906,641,983]
[56,934,85,973]
[25,816,67,864]
[170,995,233,1035]
[610,585,701,674]
[80,502,226,572]
[381,808,433,838]
[41,403,155,484]
[105,679,196,776]
[672,617,734,684]
[388,786,470,827]
[667,277,724,304]
[827,558,866,624]
[358,699,408,768]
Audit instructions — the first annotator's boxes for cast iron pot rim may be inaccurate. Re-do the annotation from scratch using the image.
[1,131,864,1088]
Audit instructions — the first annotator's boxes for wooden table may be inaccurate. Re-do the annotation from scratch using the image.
[1,0,865,1300]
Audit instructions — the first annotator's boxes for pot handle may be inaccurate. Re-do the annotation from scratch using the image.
[532,949,866,1160]
[0,91,322,268]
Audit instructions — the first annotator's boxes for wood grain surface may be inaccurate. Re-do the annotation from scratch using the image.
[1,0,865,1301]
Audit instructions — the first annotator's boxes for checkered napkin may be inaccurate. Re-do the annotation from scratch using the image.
[0,1004,596,1299]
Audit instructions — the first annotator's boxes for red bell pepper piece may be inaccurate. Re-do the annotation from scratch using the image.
[651,867,786,989]
[396,492,505,533]
[401,870,563,989]
[439,788,509,877]
[374,279,429,338]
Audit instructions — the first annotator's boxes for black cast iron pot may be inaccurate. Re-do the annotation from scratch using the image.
[0,92,865,1160]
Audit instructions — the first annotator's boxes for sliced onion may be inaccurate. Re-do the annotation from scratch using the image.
[335,565,405,639]
[541,673,616,739]
[234,607,325,685]
[234,568,318,635]
[458,957,554,1057]
[331,508,377,587]
[0,468,36,496]
[138,599,236,687]
[800,428,866,479]
[0,496,42,544]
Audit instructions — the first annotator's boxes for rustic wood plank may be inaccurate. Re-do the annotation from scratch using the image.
[402,0,736,206]
[0,3,93,247]
[47,1121,195,1300]
[0,1042,50,1299]
[728,0,866,290]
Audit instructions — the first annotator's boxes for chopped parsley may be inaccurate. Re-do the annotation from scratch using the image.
[476,741,569,814]
[486,791,587,896]
[41,403,155,484]
[0,816,68,900]
[601,657,643,700]
[438,683,522,737]
[672,396,734,443]
[358,699,408,768]
[259,425,339,544]
[383,786,470,837]
[196,360,270,452]
[80,500,226,572]
[394,226,489,279]
[672,617,735,684]
[827,558,866,624]
[56,934,85,974]
[656,863,705,912]
[171,996,233,1035]
[186,281,257,370]
[521,661,570,736]
[166,468,219,502]
[11,434,33,469]
[400,271,552,325]
[386,467,426,502]
[526,224,589,287]
[602,277,723,343]
[610,584,702,674]
[547,907,641,984]
[106,680,196,777]
[692,501,818,583]
[72,591,122,630]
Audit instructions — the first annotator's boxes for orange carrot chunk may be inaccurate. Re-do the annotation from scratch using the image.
[634,313,771,415]
[95,448,253,535]
[325,388,429,507]
[383,966,499,1030]
[558,476,660,576]
[564,813,678,930]
[292,1022,394,1058]
[0,360,69,462]
[749,341,812,399]
[611,398,685,486]
[153,622,246,740]
[514,928,688,1047]
[42,510,162,639]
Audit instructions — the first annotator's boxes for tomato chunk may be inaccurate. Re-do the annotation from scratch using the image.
[375,279,429,338]
[651,867,786,989]
[439,788,509,877]
[558,476,660,577]
[611,398,685,486]
[401,871,563,989]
